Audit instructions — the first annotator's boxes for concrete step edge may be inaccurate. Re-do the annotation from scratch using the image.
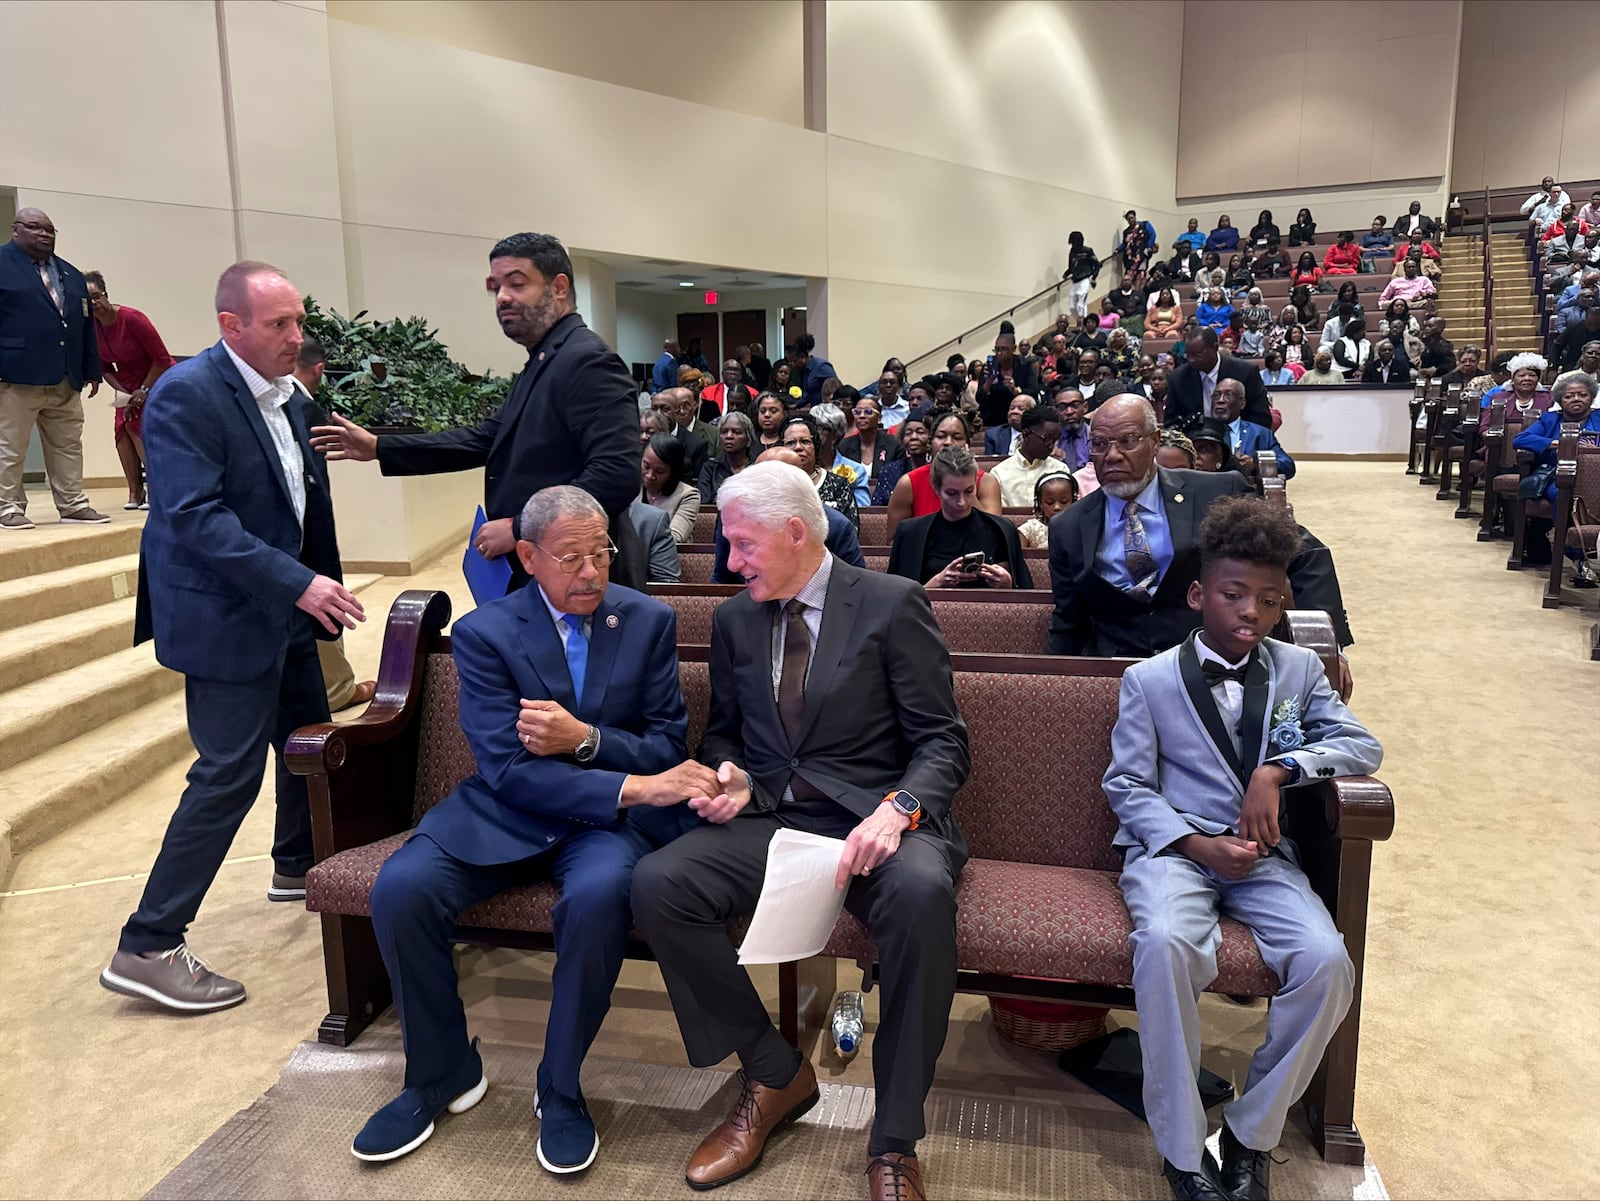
[0,523,143,584]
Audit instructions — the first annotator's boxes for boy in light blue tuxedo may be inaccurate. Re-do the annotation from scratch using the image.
[1103,496,1382,1200]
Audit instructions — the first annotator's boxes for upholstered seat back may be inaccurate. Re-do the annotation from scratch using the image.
[949,672,1125,872]
[411,653,713,820]
[410,651,1123,873]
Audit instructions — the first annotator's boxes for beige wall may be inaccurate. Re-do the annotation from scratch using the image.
[326,0,805,129]
[824,0,1185,379]
[1177,0,1461,201]
[1451,0,1600,193]
[1176,180,1453,258]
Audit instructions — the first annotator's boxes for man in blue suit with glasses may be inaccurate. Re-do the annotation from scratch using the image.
[349,485,713,1175]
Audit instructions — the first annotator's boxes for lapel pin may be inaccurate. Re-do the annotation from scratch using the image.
[606,614,619,628]
[538,351,546,361]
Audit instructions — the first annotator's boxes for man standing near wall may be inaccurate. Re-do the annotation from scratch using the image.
[312,232,645,589]
[0,208,109,530]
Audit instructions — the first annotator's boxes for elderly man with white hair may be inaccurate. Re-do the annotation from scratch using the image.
[632,460,970,1201]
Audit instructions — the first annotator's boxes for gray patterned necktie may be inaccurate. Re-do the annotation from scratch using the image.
[1124,502,1160,595]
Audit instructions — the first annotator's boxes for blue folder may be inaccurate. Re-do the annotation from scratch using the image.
[463,506,513,604]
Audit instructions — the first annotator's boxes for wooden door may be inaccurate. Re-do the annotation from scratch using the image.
[720,309,766,360]
[781,307,808,355]
[675,312,720,377]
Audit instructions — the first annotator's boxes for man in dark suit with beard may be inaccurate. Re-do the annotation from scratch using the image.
[1048,394,1252,658]
[631,459,970,1201]
[311,232,644,589]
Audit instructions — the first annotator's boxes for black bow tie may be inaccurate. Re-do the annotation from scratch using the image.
[1201,659,1251,686]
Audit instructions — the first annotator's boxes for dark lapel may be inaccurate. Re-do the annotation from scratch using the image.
[579,593,623,717]
[746,594,784,733]
[1158,467,1202,575]
[1176,631,1248,790]
[514,584,577,710]
[215,344,300,516]
[795,564,860,747]
[1239,647,1270,777]
[491,314,583,454]
[904,515,933,578]
[1075,489,1107,582]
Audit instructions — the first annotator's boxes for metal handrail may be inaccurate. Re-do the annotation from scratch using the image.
[1481,187,1495,359]
[903,278,1071,374]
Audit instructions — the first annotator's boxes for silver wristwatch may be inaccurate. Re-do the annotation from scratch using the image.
[573,724,600,763]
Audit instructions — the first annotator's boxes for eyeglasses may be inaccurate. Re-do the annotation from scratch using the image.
[1089,433,1153,455]
[851,407,878,417]
[782,437,814,448]
[533,541,617,574]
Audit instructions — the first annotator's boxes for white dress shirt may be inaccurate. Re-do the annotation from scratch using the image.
[1199,359,1220,410]
[223,341,306,526]
[1194,635,1249,757]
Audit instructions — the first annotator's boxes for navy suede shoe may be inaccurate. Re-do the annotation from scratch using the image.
[351,1038,488,1162]
[537,1088,599,1174]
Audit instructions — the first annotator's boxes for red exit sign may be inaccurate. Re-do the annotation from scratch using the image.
[704,291,718,305]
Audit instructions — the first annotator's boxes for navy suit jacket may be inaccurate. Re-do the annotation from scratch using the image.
[134,343,342,682]
[983,425,1018,456]
[415,583,690,865]
[0,241,100,389]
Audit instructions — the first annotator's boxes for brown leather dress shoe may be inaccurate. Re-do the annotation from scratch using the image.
[684,1060,819,1190]
[336,680,376,711]
[867,1152,926,1201]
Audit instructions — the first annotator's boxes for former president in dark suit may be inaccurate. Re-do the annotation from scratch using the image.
[1163,327,1273,428]
[311,232,645,589]
[351,486,715,1172]
[101,262,365,1013]
[631,461,969,1201]
[1048,394,1251,658]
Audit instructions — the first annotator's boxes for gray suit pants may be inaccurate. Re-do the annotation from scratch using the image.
[1120,845,1353,1172]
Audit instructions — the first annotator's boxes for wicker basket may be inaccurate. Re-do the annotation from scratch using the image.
[988,997,1108,1052]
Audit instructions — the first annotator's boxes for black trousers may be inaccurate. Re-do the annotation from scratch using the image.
[119,626,328,953]
[632,806,960,1147]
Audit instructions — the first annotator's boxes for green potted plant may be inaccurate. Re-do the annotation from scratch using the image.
[303,298,507,432]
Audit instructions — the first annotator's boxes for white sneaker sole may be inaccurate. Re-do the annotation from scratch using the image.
[537,1128,599,1175]
[266,887,306,902]
[349,1073,488,1164]
[99,967,246,1012]
[59,515,111,524]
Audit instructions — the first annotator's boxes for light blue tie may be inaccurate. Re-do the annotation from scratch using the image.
[561,613,588,702]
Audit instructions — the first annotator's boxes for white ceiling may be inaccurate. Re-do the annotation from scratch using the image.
[584,250,806,296]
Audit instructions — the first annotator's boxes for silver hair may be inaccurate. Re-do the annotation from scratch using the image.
[929,446,978,490]
[809,402,848,439]
[1551,371,1598,401]
[640,409,671,436]
[518,485,605,543]
[718,409,757,442]
[717,460,828,543]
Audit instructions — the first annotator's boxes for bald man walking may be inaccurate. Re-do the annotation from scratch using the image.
[0,207,108,529]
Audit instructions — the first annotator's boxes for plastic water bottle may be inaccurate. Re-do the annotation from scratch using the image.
[831,990,865,1060]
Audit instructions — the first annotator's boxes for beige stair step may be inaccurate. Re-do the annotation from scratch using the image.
[0,522,143,584]
[0,643,183,774]
[0,692,192,879]
[0,597,136,692]
[0,553,140,628]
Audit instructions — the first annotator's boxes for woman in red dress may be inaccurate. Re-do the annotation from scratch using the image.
[84,272,175,509]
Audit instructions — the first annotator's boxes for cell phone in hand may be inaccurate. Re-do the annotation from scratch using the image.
[960,551,987,573]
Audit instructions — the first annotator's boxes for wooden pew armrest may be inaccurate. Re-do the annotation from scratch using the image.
[1301,775,1396,843]
[285,589,453,859]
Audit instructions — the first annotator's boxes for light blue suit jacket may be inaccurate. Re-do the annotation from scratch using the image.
[416,582,690,865]
[1102,634,1381,861]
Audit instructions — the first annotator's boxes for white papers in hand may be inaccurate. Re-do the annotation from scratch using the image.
[736,829,849,965]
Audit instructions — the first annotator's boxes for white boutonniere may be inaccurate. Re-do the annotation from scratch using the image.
[1268,698,1305,751]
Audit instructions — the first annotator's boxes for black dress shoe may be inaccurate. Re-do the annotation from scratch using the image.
[1220,1120,1272,1200]
[1162,1151,1230,1201]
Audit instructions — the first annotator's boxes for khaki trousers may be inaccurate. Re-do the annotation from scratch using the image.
[317,634,358,711]
[0,379,89,517]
